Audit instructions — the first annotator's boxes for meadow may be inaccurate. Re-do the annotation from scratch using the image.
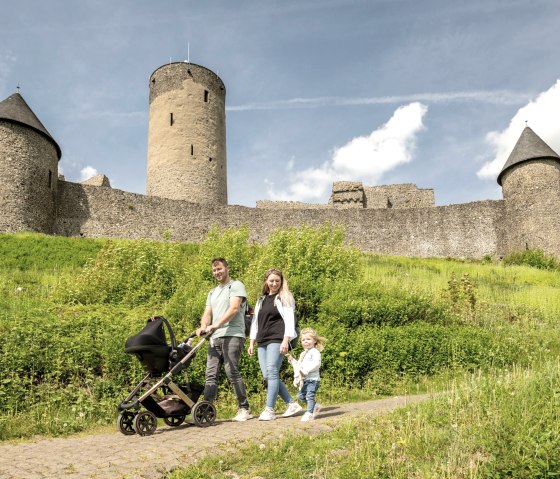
[0,229,559,477]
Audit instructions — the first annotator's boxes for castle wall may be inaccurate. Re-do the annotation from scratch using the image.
[364,183,435,209]
[0,122,58,233]
[54,181,503,259]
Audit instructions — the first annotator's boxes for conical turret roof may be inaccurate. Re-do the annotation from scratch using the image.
[0,92,61,159]
[497,126,559,185]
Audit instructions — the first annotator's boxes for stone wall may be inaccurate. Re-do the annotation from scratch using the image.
[0,122,58,233]
[146,62,227,204]
[364,183,435,209]
[499,159,560,258]
[55,181,502,259]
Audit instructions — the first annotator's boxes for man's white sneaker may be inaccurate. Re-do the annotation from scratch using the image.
[282,401,303,417]
[300,411,314,422]
[232,408,253,422]
[258,407,276,421]
[313,403,321,418]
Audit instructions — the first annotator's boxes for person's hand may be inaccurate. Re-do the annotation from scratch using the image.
[287,354,294,363]
[205,324,217,333]
[195,327,206,337]
[247,344,254,356]
[280,339,289,355]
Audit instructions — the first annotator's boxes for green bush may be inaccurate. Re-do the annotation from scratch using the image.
[57,240,192,306]
[320,322,531,384]
[245,224,361,318]
[502,248,560,271]
[318,280,449,329]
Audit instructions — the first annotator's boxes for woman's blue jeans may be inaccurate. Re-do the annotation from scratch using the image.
[257,342,293,409]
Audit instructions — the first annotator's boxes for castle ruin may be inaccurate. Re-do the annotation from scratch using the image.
[1,61,559,259]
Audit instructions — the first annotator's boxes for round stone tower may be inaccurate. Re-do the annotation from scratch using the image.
[146,62,227,204]
[498,126,560,258]
[0,92,61,233]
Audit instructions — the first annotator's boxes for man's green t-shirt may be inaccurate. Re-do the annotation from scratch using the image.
[206,279,247,339]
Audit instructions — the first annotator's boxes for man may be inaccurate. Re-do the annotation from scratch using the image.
[196,257,252,421]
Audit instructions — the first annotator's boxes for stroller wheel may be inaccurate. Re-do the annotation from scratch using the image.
[163,415,186,427]
[134,411,158,436]
[118,411,137,435]
[192,401,216,428]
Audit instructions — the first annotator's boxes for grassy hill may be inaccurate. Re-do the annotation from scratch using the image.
[1,230,559,477]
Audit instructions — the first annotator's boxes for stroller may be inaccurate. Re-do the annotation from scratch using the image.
[117,316,216,436]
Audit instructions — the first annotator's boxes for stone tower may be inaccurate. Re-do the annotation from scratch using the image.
[146,62,227,204]
[498,126,560,258]
[0,93,61,233]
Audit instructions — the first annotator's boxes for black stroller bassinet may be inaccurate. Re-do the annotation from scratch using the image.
[117,316,216,436]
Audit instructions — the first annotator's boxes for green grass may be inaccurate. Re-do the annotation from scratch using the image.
[167,359,560,479]
[363,254,560,323]
[1,232,560,477]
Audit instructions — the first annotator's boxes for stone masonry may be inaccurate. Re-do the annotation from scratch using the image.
[1,62,559,260]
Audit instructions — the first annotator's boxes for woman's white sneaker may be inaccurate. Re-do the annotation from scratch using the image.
[300,411,314,422]
[258,407,276,421]
[282,401,303,417]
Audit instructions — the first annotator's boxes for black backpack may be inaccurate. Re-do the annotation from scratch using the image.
[243,300,253,337]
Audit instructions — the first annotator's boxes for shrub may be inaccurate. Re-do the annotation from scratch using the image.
[56,240,190,306]
[502,248,560,271]
[320,322,531,384]
[318,280,449,329]
[245,224,361,318]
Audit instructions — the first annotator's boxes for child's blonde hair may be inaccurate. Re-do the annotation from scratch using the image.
[300,327,326,352]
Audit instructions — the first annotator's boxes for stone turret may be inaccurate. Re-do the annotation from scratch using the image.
[498,126,560,257]
[0,92,61,233]
[146,62,227,204]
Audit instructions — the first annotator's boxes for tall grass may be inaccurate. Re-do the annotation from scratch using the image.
[363,254,560,323]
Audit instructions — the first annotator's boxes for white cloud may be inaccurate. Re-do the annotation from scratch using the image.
[79,166,98,182]
[228,90,530,112]
[267,102,428,202]
[477,80,560,179]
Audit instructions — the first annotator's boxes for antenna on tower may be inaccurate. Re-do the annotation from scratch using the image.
[16,84,20,93]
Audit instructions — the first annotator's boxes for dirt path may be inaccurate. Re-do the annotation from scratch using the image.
[0,394,431,479]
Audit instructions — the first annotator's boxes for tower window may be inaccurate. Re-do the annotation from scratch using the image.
[387,198,393,209]
[209,157,213,162]
[204,90,209,102]
[191,145,194,155]
[48,170,52,188]
[170,113,174,126]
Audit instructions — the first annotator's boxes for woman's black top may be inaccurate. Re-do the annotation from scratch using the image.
[256,294,285,347]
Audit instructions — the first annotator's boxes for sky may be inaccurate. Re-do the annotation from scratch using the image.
[1,0,560,207]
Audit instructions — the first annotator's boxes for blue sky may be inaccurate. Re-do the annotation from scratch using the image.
[1,0,560,207]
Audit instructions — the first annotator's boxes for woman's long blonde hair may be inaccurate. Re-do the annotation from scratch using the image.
[262,268,294,307]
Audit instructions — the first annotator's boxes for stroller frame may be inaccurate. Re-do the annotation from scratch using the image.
[118,317,216,436]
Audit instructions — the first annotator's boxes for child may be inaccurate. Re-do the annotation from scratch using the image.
[287,327,326,422]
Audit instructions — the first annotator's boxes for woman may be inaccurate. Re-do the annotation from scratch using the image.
[248,268,302,421]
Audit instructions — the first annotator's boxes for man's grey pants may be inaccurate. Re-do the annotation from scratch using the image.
[203,336,250,409]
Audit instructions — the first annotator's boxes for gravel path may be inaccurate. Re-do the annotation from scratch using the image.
[0,394,431,479]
